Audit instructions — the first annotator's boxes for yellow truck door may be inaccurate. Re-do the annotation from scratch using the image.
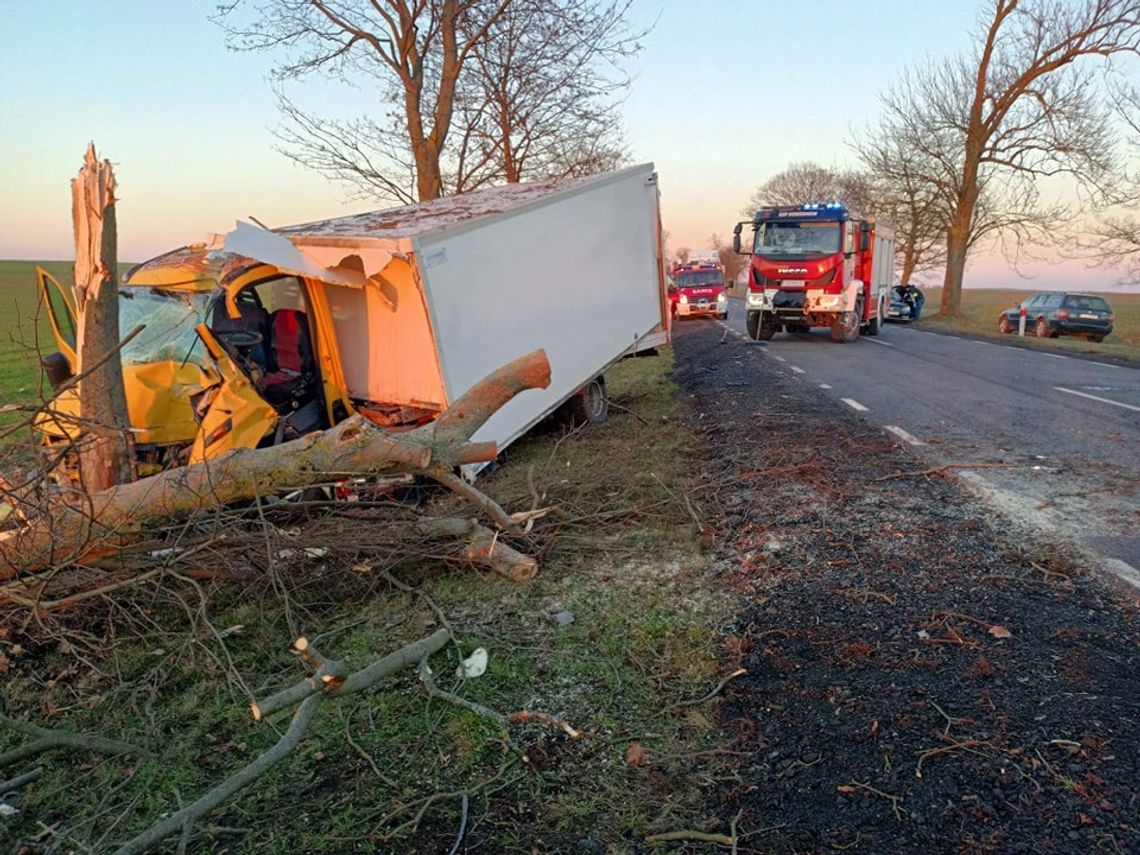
[35,267,78,367]
[188,324,278,465]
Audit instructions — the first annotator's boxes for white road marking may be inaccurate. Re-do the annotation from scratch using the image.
[819,383,832,389]
[773,355,787,362]
[841,398,869,412]
[1042,352,1068,360]
[1093,362,1119,369]
[1054,386,1140,413]
[884,425,926,446]
[866,338,894,347]
[790,365,805,374]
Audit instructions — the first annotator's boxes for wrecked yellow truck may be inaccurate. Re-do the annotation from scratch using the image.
[35,165,671,481]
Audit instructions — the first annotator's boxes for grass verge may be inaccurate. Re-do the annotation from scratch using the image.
[0,347,734,854]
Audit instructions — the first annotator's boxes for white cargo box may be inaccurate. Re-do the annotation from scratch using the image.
[225,163,670,474]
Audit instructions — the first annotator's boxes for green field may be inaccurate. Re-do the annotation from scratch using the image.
[0,260,76,409]
[916,286,1140,361]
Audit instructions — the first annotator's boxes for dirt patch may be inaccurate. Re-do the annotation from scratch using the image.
[673,322,1140,853]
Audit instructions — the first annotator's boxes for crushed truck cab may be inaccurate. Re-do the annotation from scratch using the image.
[732,203,895,343]
[35,164,670,485]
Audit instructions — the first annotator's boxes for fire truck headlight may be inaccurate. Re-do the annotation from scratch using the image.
[679,294,688,304]
[817,295,842,309]
[717,291,727,303]
[746,291,765,308]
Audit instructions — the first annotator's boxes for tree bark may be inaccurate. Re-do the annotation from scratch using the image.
[71,143,133,490]
[0,350,551,579]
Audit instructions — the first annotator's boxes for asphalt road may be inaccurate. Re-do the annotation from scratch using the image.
[705,299,1140,582]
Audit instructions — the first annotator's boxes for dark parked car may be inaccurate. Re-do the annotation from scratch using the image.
[886,284,925,322]
[998,292,1114,342]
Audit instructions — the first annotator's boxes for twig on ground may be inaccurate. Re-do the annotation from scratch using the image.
[673,668,747,708]
[0,766,43,793]
[0,710,151,769]
[873,462,1015,482]
[841,781,903,821]
[645,829,735,846]
[447,793,469,855]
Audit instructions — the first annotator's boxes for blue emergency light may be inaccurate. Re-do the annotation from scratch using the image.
[752,202,847,223]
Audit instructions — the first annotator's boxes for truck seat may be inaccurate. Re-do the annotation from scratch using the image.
[262,308,316,410]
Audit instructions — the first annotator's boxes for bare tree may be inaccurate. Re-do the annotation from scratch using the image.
[878,0,1140,316]
[672,246,691,267]
[1077,78,1140,282]
[741,161,877,217]
[709,233,746,287]
[854,131,948,285]
[218,1,643,203]
[468,0,640,184]
[218,0,512,202]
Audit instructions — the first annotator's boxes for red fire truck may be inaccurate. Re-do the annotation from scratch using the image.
[732,203,894,343]
[668,255,728,320]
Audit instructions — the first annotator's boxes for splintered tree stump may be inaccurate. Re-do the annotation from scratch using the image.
[0,350,551,580]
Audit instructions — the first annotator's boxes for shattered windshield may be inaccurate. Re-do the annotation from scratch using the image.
[754,221,841,256]
[118,288,211,366]
[676,271,724,287]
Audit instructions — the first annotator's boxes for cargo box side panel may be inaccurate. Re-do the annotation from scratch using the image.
[417,168,663,451]
[319,259,446,410]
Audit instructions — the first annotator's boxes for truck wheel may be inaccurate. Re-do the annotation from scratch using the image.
[747,311,776,341]
[866,299,882,336]
[569,376,608,425]
[831,300,862,343]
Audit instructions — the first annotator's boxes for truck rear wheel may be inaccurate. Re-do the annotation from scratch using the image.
[569,376,609,425]
[831,299,862,343]
[747,311,776,341]
[866,298,883,336]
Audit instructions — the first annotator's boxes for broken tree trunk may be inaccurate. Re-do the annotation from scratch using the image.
[0,349,551,580]
[71,143,133,492]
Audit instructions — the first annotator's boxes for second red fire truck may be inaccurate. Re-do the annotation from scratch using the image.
[668,254,729,320]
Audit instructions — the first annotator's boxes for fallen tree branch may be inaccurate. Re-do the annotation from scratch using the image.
[0,766,42,793]
[0,710,151,769]
[112,694,323,855]
[251,628,451,721]
[2,349,552,578]
[418,517,538,582]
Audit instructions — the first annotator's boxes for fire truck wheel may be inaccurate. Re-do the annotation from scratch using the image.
[747,311,776,341]
[569,376,609,425]
[831,301,862,343]
[866,299,883,336]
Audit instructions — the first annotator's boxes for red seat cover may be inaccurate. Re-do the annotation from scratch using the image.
[270,309,307,375]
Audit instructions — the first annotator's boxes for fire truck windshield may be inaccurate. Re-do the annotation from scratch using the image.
[754,221,841,256]
[675,270,723,286]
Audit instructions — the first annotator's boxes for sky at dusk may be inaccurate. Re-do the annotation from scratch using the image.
[1,0,1136,290]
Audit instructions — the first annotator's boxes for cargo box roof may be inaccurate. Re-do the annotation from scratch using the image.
[274,163,652,245]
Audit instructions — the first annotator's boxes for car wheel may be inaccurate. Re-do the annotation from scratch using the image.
[1090,334,1106,343]
[999,315,1014,334]
[1035,317,1050,338]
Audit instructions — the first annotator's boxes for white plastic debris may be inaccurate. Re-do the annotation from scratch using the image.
[275,547,329,560]
[456,648,489,679]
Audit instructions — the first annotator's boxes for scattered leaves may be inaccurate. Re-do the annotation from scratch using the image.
[988,625,1013,639]
[626,742,650,767]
